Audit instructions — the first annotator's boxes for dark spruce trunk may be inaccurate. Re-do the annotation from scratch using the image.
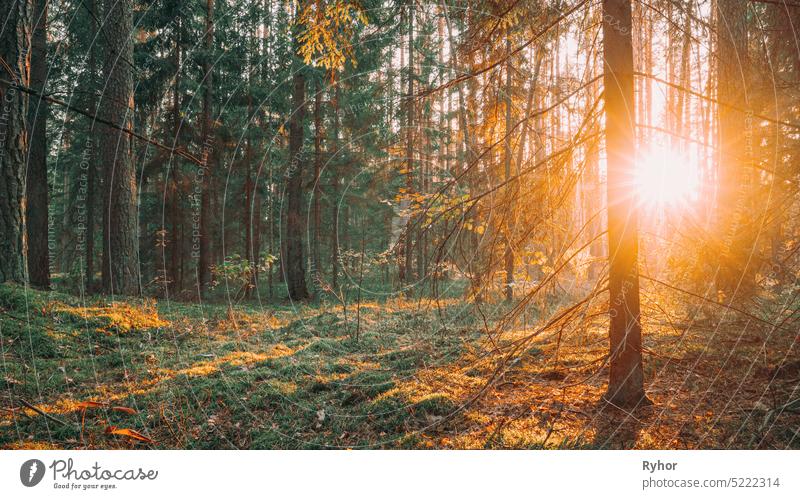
[198,0,214,295]
[168,16,182,295]
[312,79,323,293]
[26,0,49,288]
[85,0,99,292]
[330,82,340,291]
[285,47,309,301]
[403,1,415,285]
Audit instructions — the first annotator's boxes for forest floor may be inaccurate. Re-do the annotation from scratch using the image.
[1,283,798,449]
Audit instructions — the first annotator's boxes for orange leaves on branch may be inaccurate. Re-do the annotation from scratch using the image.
[462,221,486,235]
[296,0,369,71]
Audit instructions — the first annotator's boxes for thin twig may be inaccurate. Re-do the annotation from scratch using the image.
[18,398,70,427]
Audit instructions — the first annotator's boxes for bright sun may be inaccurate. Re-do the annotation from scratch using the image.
[635,144,699,209]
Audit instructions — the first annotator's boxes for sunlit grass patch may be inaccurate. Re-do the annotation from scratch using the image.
[54,300,168,334]
[4,441,62,450]
[172,346,296,378]
[4,282,798,449]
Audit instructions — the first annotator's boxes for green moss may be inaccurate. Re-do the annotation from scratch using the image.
[0,287,484,449]
[412,394,457,418]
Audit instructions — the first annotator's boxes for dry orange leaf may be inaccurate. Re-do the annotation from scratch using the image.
[105,426,155,444]
[76,401,137,415]
[77,401,106,410]
[111,406,137,415]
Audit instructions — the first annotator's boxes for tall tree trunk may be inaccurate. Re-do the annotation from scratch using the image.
[252,186,261,294]
[331,82,340,291]
[443,3,479,299]
[244,19,256,299]
[168,18,182,294]
[583,40,603,281]
[268,182,275,299]
[85,0,99,292]
[285,35,309,301]
[244,108,255,297]
[602,0,647,408]
[0,0,32,284]
[26,0,49,288]
[313,79,323,292]
[397,22,407,284]
[503,36,514,303]
[100,0,140,295]
[404,1,415,284]
[198,0,214,295]
[715,0,752,296]
[675,8,692,144]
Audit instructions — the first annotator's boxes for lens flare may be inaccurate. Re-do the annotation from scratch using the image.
[635,144,699,209]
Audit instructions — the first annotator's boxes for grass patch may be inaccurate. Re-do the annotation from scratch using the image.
[4,283,799,449]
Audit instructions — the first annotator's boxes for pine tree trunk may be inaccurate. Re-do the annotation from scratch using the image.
[100,0,140,295]
[675,9,692,143]
[404,1,415,285]
[244,115,254,298]
[244,30,255,298]
[602,0,647,408]
[85,0,98,292]
[268,183,275,299]
[252,187,261,293]
[715,0,752,296]
[0,0,32,284]
[285,44,309,301]
[26,0,49,288]
[331,82,340,291]
[168,20,181,294]
[584,45,603,281]
[313,79,323,292]
[503,37,514,303]
[197,0,215,295]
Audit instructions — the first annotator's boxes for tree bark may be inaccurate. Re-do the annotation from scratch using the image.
[403,1,415,284]
[715,0,752,296]
[331,82,340,291]
[168,18,182,294]
[602,0,647,408]
[503,36,514,303]
[0,0,32,284]
[26,0,49,288]
[198,0,215,295]
[100,0,140,295]
[85,0,99,292]
[285,38,309,301]
[313,79,323,292]
[244,20,256,298]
